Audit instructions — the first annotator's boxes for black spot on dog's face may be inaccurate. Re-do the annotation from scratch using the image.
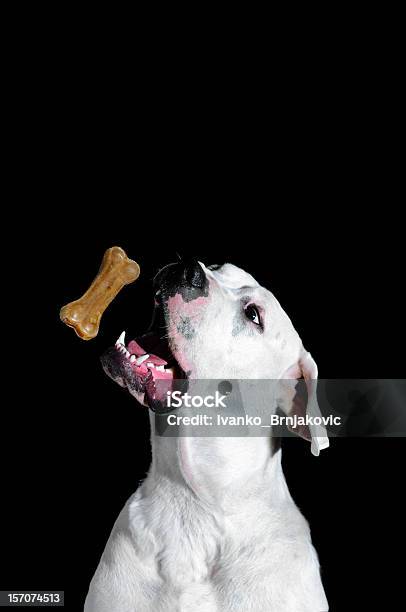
[177,316,195,340]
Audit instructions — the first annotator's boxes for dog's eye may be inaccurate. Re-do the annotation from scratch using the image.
[245,305,261,326]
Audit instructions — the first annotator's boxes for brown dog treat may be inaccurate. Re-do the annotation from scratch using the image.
[60,246,140,340]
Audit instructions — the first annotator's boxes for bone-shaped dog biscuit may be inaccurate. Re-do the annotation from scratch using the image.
[60,246,140,340]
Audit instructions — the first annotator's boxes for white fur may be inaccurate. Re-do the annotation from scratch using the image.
[84,263,329,611]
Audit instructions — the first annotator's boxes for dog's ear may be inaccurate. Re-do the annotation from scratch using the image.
[279,349,329,456]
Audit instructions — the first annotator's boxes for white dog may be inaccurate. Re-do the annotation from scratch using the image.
[84,260,329,611]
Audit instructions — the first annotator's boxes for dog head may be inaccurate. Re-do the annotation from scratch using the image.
[101,259,328,454]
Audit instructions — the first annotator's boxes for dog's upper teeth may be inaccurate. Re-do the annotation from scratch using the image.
[118,345,128,358]
[136,354,150,365]
[156,365,165,372]
[130,355,136,363]
[146,362,154,368]
[116,331,126,346]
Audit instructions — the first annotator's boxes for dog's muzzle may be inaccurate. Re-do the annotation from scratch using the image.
[100,258,207,410]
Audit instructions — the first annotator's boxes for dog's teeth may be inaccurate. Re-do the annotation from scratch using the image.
[130,355,136,363]
[147,362,154,368]
[156,365,165,372]
[136,354,150,365]
[117,331,126,346]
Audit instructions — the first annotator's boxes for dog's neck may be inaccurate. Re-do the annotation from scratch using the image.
[147,413,290,512]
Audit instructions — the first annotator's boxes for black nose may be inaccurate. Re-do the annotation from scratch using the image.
[153,258,206,291]
[184,258,206,288]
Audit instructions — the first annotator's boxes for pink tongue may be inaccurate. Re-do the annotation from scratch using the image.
[127,340,145,356]
[127,340,167,366]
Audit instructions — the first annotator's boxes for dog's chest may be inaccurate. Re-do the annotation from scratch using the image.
[130,485,221,610]
[158,521,220,612]
[156,503,220,584]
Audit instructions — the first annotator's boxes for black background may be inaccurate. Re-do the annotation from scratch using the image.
[2,13,404,609]
[2,220,404,610]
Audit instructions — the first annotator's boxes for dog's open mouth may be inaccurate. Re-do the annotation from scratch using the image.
[116,328,184,388]
[100,258,208,409]
[101,305,186,410]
